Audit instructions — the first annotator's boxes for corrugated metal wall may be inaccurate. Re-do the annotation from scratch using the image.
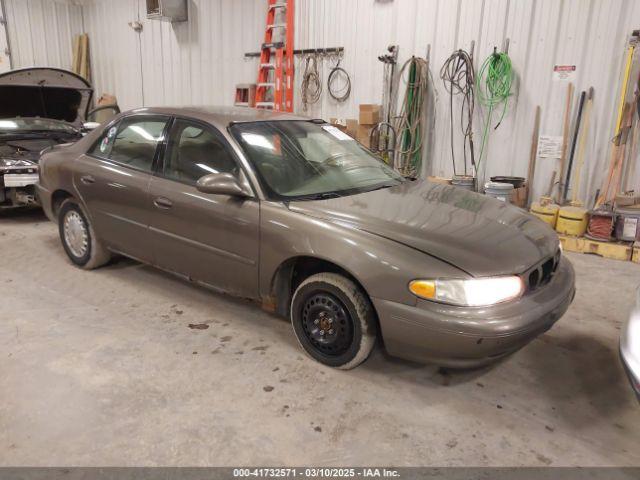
[4,0,84,69]
[5,0,640,205]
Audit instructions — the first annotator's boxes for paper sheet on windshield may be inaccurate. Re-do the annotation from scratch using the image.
[322,125,353,141]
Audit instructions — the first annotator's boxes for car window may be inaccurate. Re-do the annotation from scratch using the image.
[88,122,120,159]
[163,119,238,184]
[102,116,169,171]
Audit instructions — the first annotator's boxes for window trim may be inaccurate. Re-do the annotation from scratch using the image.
[86,112,172,176]
[155,115,257,197]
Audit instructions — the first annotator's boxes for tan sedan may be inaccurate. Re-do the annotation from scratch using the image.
[37,106,575,369]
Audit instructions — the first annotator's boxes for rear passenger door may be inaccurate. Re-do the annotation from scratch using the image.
[75,114,169,262]
[147,118,260,298]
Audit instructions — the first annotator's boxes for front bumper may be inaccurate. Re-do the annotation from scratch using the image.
[620,288,640,401]
[372,256,576,368]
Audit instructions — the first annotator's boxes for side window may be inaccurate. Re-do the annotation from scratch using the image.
[88,122,119,159]
[163,119,238,184]
[109,116,169,172]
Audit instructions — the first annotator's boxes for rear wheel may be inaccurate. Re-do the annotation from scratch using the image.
[58,199,111,269]
[291,273,377,369]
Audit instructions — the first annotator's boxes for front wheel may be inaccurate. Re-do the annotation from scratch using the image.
[58,198,111,269]
[290,272,377,369]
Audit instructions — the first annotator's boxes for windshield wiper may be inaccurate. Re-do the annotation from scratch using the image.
[364,182,399,193]
[292,191,344,201]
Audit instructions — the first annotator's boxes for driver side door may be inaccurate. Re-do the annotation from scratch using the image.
[147,118,260,299]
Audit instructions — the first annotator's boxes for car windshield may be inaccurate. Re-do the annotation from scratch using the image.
[0,117,78,134]
[231,121,404,200]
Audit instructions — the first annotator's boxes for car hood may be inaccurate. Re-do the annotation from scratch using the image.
[288,179,559,277]
[0,68,93,124]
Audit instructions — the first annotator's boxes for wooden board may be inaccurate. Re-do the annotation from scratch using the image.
[559,235,633,261]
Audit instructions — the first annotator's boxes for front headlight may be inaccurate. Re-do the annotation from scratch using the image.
[409,276,524,307]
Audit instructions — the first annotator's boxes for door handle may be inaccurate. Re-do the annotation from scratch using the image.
[80,175,95,185]
[154,197,173,209]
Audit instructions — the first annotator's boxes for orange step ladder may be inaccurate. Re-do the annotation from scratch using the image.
[255,0,295,112]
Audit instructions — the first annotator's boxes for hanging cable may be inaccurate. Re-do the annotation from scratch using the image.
[475,49,513,179]
[440,49,476,177]
[301,54,322,111]
[394,56,429,177]
[327,54,351,102]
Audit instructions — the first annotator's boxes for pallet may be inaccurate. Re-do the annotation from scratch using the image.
[559,234,633,261]
[632,242,640,264]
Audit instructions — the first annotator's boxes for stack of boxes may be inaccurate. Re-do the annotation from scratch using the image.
[357,105,381,148]
[329,104,382,148]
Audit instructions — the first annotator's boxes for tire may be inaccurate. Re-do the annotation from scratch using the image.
[58,198,111,269]
[290,272,377,369]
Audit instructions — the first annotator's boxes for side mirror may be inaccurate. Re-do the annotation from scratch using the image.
[196,173,250,197]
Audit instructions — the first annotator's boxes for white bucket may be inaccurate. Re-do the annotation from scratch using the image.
[484,181,514,203]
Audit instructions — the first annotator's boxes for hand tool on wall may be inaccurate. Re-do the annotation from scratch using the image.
[569,88,594,205]
[526,106,541,207]
[372,45,399,166]
[562,90,587,203]
[556,82,574,203]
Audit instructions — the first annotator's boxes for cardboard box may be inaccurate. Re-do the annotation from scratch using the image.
[345,119,359,138]
[359,104,381,125]
[356,124,374,147]
[510,185,527,208]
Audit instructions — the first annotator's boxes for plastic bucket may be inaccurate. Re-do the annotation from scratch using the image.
[484,182,514,203]
[556,206,588,236]
[490,176,525,189]
[530,202,559,228]
[614,208,640,241]
[451,175,475,191]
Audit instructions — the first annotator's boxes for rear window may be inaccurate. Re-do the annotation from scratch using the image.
[88,115,169,173]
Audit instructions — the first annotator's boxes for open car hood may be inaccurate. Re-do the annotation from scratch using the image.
[0,68,93,125]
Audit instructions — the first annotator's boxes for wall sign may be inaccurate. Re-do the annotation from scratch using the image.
[553,65,576,81]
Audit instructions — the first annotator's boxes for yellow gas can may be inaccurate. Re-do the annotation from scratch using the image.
[556,206,588,236]
[530,202,560,228]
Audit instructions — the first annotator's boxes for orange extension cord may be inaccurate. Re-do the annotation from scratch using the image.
[587,213,614,240]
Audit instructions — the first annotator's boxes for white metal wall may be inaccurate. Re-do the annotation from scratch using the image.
[3,0,84,70]
[5,0,640,205]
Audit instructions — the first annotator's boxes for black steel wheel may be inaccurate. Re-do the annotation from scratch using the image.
[291,272,376,369]
[300,292,354,356]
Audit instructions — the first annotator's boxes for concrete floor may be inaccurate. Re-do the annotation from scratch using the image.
[1,208,639,467]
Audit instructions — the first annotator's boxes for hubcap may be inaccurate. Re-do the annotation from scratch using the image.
[63,211,88,258]
[301,292,353,356]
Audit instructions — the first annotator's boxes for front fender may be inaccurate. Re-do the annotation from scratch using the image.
[259,201,467,306]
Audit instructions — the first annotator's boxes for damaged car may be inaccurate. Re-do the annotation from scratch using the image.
[37,107,575,370]
[0,67,114,209]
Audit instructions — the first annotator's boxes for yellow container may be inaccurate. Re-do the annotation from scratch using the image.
[556,206,588,236]
[530,202,560,228]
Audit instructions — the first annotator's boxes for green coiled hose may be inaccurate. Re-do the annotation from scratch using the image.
[476,51,513,175]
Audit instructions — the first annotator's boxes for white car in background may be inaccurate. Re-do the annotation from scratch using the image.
[621,287,640,401]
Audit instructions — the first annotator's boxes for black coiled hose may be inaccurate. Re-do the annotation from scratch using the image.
[440,49,476,176]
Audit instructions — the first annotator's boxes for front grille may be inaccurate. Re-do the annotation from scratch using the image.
[526,249,561,292]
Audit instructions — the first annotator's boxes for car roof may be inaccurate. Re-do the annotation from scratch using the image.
[127,105,313,129]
